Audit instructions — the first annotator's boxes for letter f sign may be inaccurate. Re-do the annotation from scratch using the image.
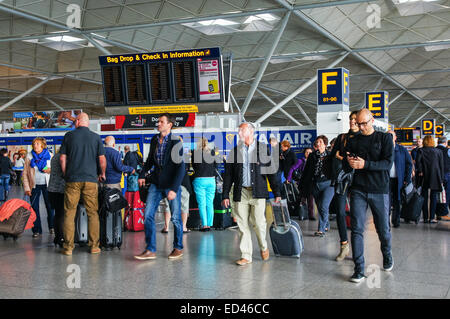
[322,72,338,94]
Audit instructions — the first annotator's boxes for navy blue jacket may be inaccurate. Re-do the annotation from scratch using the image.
[139,133,185,193]
[105,147,134,184]
[392,143,413,200]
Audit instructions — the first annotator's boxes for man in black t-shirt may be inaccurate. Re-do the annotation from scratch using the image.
[346,109,394,283]
[59,113,106,256]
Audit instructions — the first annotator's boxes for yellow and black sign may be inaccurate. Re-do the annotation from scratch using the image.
[435,124,445,137]
[366,91,389,120]
[317,68,349,109]
[421,119,435,136]
[394,127,414,145]
[128,105,199,115]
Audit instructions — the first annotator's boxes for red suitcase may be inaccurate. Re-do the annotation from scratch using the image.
[124,191,145,232]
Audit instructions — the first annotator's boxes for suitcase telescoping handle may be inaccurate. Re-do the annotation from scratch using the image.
[272,200,289,231]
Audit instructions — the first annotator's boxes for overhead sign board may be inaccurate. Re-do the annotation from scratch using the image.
[435,124,445,137]
[366,91,389,121]
[115,113,196,129]
[317,68,349,112]
[421,119,435,136]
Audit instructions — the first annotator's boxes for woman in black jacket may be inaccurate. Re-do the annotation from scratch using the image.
[415,135,444,223]
[299,135,334,237]
[280,140,298,182]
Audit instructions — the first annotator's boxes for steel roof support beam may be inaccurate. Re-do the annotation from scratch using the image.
[241,11,291,115]
[410,110,431,127]
[82,34,112,56]
[44,97,65,111]
[292,100,314,126]
[400,102,421,127]
[275,0,450,122]
[256,88,302,126]
[255,52,349,125]
[0,76,53,112]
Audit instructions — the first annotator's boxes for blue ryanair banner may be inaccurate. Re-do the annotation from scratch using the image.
[317,68,349,112]
[365,91,389,121]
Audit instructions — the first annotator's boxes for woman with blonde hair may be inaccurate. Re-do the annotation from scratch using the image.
[415,135,444,223]
[23,137,54,238]
[191,137,218,231]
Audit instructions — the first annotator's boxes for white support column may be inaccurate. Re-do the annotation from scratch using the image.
[241,11,291,115]
[0,77,53,112]
[255,52,349,125]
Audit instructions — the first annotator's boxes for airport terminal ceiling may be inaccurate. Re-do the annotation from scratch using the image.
[0,0,449,131]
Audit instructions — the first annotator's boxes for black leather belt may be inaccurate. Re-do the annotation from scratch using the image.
[243,187,252,191]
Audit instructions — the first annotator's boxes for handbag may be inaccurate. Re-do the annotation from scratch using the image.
[401,182,415,205]
[438,184,447,204]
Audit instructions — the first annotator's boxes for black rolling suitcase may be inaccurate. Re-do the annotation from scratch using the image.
[401,190,424,224]
[213,192,233,230]
[99,208,122,250]
[281,182,300,218]
[269,199,304,258]
[75,203,88,246]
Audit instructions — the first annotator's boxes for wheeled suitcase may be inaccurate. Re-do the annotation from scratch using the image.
[75,203,88,246]
[281,182,300,218]
[0,207,31,241]
[213,192,233,230]
[298,202,309,220]
[99,208,122,250]
[124,191,145,232]
[269,199,304,258]
[401,191,424,224]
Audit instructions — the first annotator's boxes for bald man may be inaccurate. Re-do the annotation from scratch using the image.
[345,109,394,283]
[104,136,134,191]
[60,112,106,256]
[387,131,412,228]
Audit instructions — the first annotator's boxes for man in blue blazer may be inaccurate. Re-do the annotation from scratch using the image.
[388,131,413,228]
[135,113,185,261]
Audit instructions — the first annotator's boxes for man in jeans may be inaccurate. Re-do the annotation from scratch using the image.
[346,109,394,283]
[135,113,185,260]
[60,113,106,255]
[223,123,281,266]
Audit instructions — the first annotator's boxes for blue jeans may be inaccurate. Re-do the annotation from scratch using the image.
[350,190,392,274]
[0,174,10,200]
[193,177,216,227]
[312,180,334,232]
[422,188,439,221]
[144,184,183,252]
[31,184,55,234]
[333,192,349,243]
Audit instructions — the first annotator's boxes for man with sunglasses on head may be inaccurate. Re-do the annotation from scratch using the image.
[345,108,394,283]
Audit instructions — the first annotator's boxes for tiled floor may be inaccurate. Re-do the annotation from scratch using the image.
[1,186,449,299]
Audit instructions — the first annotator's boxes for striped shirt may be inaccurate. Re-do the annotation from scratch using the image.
[157,134,170,167]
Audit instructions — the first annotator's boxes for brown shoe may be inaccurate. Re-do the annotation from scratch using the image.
[235,258,252,266]
[61,249,72,256]
[440,215,450,221]
[90,247,101,254]
[168,248,183,259]
[134,250,157,260]
[261,248,270,261]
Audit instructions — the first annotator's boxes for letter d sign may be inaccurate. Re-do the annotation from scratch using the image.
[421,119,435,136]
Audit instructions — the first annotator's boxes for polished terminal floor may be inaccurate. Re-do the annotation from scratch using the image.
[0,186,449,299]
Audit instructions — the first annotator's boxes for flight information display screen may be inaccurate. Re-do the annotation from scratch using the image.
[99,48,222,107]
[102,66,124,105]
[125,64,147,104]
[173,61,195,102]
[149,62,171,103]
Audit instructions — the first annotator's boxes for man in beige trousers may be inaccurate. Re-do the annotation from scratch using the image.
[222,123,281,266]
